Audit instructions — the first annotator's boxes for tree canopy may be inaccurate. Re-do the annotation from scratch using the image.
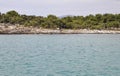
[0,10,120,30]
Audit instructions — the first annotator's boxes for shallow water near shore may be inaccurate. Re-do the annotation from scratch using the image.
[0,34,120,76]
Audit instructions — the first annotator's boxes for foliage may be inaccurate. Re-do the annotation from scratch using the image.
[0,10,120,29]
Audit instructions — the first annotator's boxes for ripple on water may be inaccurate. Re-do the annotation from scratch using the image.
[0,34,120,76]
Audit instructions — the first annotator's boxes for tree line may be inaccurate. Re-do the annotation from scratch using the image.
[0,10,120,30]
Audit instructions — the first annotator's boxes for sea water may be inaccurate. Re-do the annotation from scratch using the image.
[0,34,120,76]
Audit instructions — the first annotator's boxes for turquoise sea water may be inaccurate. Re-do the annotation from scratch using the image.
[0,34,120,76]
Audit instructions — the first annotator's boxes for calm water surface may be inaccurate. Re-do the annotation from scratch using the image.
[0,34,120,76]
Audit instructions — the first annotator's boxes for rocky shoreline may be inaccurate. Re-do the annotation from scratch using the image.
[0,24,120,34]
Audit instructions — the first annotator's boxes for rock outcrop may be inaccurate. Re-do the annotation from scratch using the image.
[0,23,120,34]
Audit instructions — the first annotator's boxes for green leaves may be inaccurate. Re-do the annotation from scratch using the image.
[0,10,120,30]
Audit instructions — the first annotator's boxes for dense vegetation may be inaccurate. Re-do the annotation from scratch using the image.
[0,10,120,30]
